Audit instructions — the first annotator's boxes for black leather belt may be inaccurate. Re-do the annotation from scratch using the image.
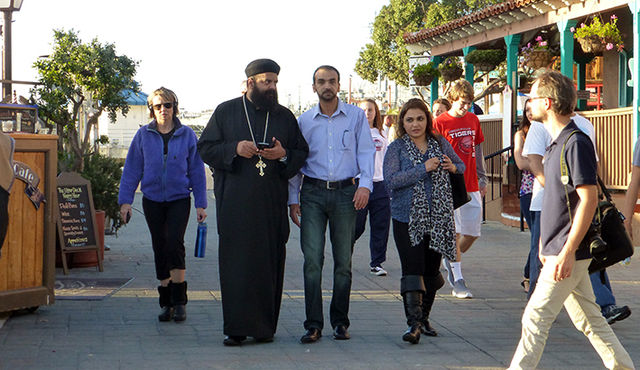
[304,176,357,190]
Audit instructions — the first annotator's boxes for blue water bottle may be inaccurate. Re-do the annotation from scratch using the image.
[194,222,207,258]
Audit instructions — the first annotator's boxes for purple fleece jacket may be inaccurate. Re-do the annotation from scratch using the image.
[118,119,208,209]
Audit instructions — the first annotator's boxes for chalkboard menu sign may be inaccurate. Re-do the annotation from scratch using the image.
[57,185,96,248]
[55,172,103,274]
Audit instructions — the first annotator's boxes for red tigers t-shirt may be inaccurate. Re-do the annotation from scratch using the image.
[434,112,484,192]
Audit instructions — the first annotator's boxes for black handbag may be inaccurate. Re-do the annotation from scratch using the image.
[450,172,471,210]
[586,178,634,273]
[560,131,634,274]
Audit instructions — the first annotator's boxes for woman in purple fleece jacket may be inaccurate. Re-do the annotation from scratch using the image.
[118,87,207,323]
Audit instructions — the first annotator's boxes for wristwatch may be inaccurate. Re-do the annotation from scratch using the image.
[279,149,288,164]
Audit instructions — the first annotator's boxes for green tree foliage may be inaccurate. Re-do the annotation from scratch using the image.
[32,29,139,171]
[425,0,501,28]
[81,152,125,233]
[355,0,430,86]
[356,0,502,86]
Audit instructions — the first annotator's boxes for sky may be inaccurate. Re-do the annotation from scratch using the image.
[9,0,390,112]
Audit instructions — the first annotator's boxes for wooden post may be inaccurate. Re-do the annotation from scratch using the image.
[558,19,578,78]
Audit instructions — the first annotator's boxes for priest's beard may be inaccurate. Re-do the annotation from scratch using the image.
[249,86,278,111]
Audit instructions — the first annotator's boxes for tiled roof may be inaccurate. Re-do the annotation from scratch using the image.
[404,0,546,44]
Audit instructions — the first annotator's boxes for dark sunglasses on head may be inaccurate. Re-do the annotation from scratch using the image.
[152,102,173,110]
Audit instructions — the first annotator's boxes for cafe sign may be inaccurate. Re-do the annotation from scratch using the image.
[13,161,46,210]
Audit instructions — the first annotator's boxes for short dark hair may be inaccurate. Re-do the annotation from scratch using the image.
[433,98,451,111]
[534,70,576,116]
[313,65,340,84]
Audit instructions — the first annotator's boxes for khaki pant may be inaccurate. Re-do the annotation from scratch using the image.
[509,257,634,370]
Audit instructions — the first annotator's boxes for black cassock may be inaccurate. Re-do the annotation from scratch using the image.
[197,96,308,338]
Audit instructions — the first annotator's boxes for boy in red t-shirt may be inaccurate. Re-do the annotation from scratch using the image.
[433,79,487,299]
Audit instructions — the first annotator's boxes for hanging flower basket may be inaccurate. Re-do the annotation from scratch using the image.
[410,61,440,87]
[438,57,464,82]
[413,74,434,86]
[440,66,463,82]
[524,50,552,69]
[577,35,605,54]
[464,49,506,72]
[573,15,624,53]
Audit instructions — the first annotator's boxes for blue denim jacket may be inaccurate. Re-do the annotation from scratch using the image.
[383,135,464,223]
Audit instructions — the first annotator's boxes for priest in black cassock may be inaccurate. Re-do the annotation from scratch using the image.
[197,59,308,346]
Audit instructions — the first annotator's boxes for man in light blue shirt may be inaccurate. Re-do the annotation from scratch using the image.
[289,65,375,343]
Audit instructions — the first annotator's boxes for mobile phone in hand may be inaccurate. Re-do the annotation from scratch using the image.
[257,141,275,150]
[125,211,131,224]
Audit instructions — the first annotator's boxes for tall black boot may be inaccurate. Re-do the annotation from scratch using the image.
[400,275,425,344]
[421,273,444,336]
[157,285,173,322]
[171,281,188,322]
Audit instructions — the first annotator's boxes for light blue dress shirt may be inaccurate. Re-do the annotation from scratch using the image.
[288,100,375,205]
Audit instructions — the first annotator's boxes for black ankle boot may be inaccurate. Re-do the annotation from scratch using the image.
[400,275,425,345]
[170,281,188,322]
[157,285,173,322]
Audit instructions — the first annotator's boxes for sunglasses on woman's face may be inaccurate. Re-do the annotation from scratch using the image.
[153,102,173,110]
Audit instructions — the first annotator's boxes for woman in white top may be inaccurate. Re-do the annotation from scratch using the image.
[355,99,391,276]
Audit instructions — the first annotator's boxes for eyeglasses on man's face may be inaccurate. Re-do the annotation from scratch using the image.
[528,96,553,102]
[153,102,174,110]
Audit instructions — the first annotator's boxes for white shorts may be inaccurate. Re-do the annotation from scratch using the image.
[454,191,482,237]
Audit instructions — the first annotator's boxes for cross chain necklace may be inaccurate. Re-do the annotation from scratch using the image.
[242,95,269,176]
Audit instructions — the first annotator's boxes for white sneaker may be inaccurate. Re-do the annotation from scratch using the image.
[452,279,473,299]
[370,266,387,276]
[442,258,455,287]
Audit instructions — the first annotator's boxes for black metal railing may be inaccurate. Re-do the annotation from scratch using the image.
[481,146,521,227]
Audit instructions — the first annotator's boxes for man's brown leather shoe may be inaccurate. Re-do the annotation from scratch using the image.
[333,325,350,340]
[300,328,321,343]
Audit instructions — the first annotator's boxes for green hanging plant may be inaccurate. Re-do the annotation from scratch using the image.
[410,61,441,86]
[573,14,624,53]
[464,49,506,71]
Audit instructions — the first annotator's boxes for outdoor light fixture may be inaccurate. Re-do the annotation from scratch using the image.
[1,0,24,100]
[0,0,23,10]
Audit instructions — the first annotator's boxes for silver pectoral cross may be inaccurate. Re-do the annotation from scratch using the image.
[256,157,266,176]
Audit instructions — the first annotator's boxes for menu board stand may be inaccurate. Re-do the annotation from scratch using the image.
[55,172,103,275]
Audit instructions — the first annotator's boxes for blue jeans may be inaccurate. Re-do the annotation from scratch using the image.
[520,193,532,277]
[590,270,616,312]
[527,211,542,299]
[355,181,390,268]
[300,181,357,330]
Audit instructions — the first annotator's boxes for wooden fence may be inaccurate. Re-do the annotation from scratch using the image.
[581,107,634,190]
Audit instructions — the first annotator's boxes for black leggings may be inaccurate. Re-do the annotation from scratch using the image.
[392,219,442,279]
[142,197,190,280]
[0,188,8,254]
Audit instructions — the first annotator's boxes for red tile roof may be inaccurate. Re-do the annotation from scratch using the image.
[404,0,544,44]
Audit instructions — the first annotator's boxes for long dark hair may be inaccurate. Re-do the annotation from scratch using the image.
[518,99,532,137]
[362,99,383,134]
[396,98,437,141]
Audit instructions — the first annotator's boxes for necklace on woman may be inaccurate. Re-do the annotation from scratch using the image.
[242,95,269,176]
